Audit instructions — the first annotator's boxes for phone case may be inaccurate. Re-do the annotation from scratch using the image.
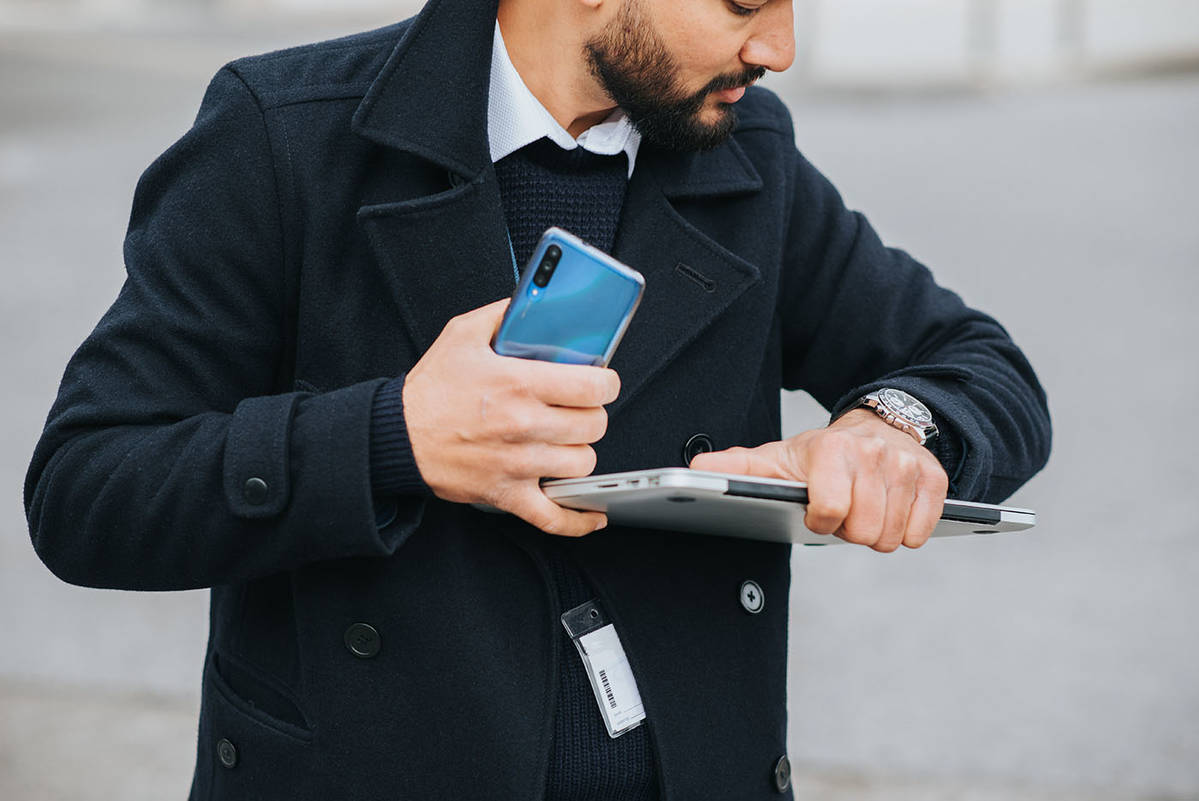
[492,227,645,366]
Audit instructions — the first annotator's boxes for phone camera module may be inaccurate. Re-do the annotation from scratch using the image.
[532,263,555,287]
[533,245,561,288]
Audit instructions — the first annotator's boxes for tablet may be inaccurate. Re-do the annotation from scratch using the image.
[542,469,1035,546]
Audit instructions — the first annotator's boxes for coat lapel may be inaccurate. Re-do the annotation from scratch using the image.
[357,168,516,356]
[606,140,764,418]
[349,0,767,401]
[351,0,498,180]
[352,0,512,355]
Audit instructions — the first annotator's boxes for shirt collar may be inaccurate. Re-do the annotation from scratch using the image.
[488,21,640,178]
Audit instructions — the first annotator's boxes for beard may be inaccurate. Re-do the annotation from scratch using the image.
[584,0,766,153]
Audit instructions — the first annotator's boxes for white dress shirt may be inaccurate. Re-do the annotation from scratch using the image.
[488,22,641,178]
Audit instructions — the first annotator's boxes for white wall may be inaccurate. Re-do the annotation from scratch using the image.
[5,0,1196,85]
[801,0,1199,85]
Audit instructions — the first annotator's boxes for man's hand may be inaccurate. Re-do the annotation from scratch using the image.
[402,299,620,537]
[689,409,949,551]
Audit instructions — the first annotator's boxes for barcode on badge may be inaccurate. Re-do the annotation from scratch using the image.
[598,668,617,709]
[562,605,647,738]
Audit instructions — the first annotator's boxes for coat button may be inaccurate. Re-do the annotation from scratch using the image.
[217,738,238,769]
[682,433,714,465]
[242,477,269,505]
[344,623,381,658]
[740,580,764,614]
[773,754,791,792]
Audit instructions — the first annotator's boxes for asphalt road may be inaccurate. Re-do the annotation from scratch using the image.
[2,13,1197,801]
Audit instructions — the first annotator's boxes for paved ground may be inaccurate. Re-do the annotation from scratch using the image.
[0,677,1170,801]
[2,10,1198,801]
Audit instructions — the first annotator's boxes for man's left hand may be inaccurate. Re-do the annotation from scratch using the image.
[688,409,949,552]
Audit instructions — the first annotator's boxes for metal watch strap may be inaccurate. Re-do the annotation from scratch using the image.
[857,389,939,446]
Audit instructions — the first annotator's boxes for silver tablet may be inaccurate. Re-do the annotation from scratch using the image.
[542,469,1035,546]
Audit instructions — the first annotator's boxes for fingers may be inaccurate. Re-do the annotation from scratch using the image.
[510,406,608,446]
[403,299,624,539]
[788,422,947,551]
[446,301,621,408]
[453,298,511,333]
[517,360,621,408]
[688,443,793,478]
[902,466,948,549]
[832,448,936,552]
[837,468,889,548]
[514,443,598,481]
[868,451,920,553]
[505,485,609,538]
[802,442,852,536]
[477,394,608,446]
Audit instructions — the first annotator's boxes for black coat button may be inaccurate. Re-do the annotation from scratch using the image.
[682,433,714,465]
[217,738,238,769]
[773,754,791,792]
[242,477,269,505]
[344,623,381,658]
[740,580,765,614]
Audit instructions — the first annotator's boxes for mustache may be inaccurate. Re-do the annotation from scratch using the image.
[700,66,767,97]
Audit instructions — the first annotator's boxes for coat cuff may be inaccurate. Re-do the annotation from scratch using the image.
[223,394,300,519]
[369,375,431,497]
[829,366,981,499]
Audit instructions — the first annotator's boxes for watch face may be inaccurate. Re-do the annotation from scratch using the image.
[879,388,933,426]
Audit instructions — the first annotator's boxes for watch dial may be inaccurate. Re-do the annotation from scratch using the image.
[880,388,933,426]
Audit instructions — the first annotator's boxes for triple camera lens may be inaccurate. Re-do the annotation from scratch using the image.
[533,245,561,288]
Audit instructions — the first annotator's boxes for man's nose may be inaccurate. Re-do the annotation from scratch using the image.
[742,1,796,73]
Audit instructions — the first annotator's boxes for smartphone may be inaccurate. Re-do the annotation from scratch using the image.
[491,227,645,367]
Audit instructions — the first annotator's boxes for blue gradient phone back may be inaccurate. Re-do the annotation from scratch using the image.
[492,228,645,366]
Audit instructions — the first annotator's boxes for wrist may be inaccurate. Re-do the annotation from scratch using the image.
[834,387,939,446]
[829,408,881,428]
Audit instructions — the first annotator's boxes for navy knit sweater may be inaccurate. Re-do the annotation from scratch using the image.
[370,139,657,801]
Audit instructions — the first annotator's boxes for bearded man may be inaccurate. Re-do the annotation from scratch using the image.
[25,0,1050,798]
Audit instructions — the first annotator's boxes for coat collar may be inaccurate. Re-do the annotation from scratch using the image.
[351,0,763,196]
[352,0,500,179]
[354,0,768,419]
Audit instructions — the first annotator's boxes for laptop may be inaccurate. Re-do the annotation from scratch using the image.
[542,468,1035,546]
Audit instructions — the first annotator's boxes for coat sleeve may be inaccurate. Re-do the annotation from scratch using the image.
[776,141,1051,504]
[24,66,426,591]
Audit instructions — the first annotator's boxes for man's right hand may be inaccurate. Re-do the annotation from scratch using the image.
[402,299,620,537]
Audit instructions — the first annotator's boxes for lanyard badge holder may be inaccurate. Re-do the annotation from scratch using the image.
[561,600,647,739]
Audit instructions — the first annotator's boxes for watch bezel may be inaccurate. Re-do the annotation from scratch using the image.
[862,389,939,445]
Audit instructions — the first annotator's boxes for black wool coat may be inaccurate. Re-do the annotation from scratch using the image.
[25,0,1050,798]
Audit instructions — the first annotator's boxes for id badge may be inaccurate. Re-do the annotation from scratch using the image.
[561,600,647,738]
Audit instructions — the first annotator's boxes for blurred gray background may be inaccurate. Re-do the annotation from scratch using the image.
[2,0,1197,799]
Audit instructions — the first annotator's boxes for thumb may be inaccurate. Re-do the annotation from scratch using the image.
[689,442,802,481]
[456,298,511,337]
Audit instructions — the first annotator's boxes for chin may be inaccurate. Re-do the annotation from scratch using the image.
[696,104,735,128]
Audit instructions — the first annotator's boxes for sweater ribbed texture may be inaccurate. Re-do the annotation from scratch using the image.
[494,139,656,801]
[542,543,657,801]
[368,375,429,496]
[369,137,655,799]
[494,137,629,269]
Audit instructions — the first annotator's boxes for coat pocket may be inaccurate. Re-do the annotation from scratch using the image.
[194,652,321,801]
[210,651,311,737]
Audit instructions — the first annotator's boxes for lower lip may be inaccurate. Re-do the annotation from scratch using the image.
[714,86,747,103]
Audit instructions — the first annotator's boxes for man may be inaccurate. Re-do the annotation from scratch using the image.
[25,0,1050,798]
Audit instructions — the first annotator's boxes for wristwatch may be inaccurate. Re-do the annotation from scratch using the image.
[844,388,939,446]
